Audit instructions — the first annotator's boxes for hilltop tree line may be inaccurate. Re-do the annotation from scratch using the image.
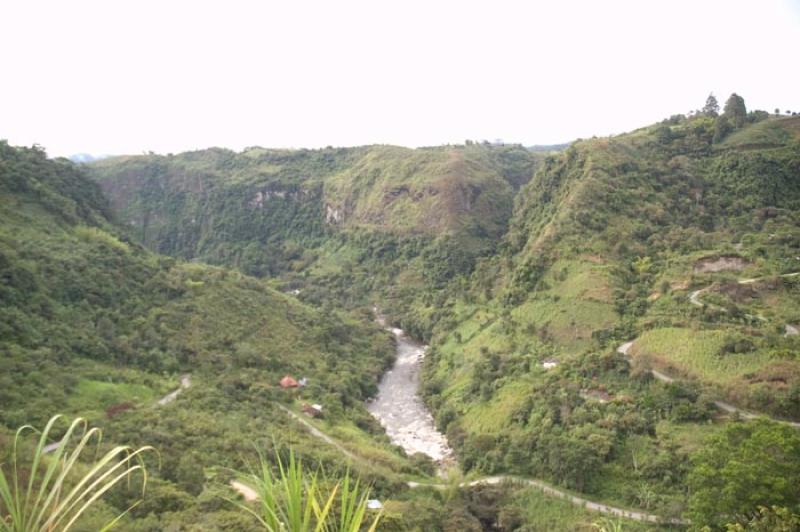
[656,92,792,147]
[698,92,796,143]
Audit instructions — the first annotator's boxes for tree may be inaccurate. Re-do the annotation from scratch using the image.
[702,93,720,117]
[775,108,780,115]
[688,421,800,528]
[176,452,206,496]
[713,115,733,143]
[632,255,653,276]
[656,125,673,144]
[723,93,747,128]
[725,506,800,531]
[747,110,769,123]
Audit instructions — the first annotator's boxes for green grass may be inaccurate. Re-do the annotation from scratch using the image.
[628,328,800,412]
[461,380,532,433]
[547,258,614,302]
[513,297,615,353]
[506,258,618,354]
[654,419,725,454]
[631,327,772,385]
[759,288,800,325]
[450,307,497,346]
[322,145,522,236]
[306,241,358,277]
[66,379,157,420]
[717,116,800,149]
[509,484,664,531]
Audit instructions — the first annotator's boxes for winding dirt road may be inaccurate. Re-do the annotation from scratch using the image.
[225,320,686,524]
[268,377,687,524]
[157,374,192,406]
[362,322,686,524]
[276,404,358,462]
[617,341,800,429]
[228,404,361,501]
[408,477,687,525]
[642,271,800,426]
[230,480,258,501]
[689,271,800,326]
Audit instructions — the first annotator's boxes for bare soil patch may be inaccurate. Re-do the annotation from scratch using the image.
[693,255,749,274]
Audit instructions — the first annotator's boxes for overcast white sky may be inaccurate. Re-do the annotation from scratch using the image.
[1,0,799,157]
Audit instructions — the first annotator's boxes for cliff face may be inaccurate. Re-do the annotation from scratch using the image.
[90,144,540,248]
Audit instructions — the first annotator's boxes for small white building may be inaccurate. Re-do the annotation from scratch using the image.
[542,358,559,370]
[302,403,323,417]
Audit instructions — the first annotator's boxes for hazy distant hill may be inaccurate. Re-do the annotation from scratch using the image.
[68,152,111,163]
[527,142,571,152]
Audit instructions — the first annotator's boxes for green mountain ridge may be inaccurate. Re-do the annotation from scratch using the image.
[90,143,539,253]
[88,142,548,339]
[420,113,800,523]
[3,110,800,530]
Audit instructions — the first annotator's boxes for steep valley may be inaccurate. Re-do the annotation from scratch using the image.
[88,143,542,340]
[3,111,800,530]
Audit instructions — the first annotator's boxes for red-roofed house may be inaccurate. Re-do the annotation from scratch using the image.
[280,375,299,388]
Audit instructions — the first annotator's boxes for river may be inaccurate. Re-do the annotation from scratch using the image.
[367,317,453,464]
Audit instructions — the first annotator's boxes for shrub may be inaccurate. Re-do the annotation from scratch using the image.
[0,415,154,532]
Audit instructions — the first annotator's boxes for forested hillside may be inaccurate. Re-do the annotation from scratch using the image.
[0,142,419,529]
[4,100,800,530]
[89,143,545,338]
[421,110,800,524]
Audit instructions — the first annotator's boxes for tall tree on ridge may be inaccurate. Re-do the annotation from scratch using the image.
[702,93,719,117]
[723,93,747,128]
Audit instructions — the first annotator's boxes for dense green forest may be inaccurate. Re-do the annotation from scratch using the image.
[88,143,544,340]
[3,98,800,530]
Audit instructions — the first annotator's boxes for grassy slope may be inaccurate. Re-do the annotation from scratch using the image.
[717,115,800,149]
